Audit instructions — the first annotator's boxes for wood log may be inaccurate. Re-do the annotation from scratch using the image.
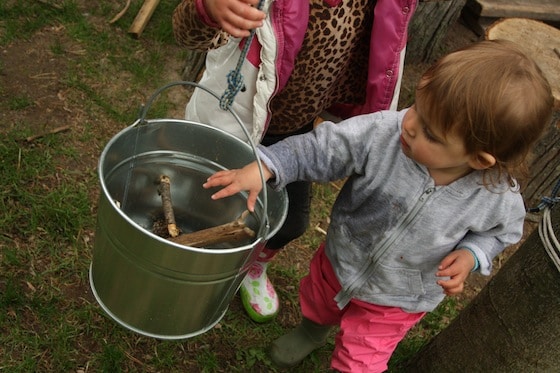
[169,211,256,248]
[522,111,560,211]
[468,0,560,22]
[405,0,468,63]
[128,0,160,39]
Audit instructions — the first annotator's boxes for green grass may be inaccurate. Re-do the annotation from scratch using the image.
[0,1,469,371]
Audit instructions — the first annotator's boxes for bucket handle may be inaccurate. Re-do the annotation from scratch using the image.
[135,81,270,242]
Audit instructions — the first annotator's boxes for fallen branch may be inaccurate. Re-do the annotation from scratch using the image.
[36,0,63,10]
[169,210,255,248]
[109,0,132,24]
[25,125,71,142]
[314,224,327,236]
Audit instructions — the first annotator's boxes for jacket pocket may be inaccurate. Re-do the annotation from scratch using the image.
[368,262,426,297]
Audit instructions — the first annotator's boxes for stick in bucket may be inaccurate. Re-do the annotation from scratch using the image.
[154,174,255,247]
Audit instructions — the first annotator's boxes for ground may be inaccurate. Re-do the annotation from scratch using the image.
[0,4,543,371]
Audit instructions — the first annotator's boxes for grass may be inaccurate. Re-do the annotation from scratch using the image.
[0,1,470,371]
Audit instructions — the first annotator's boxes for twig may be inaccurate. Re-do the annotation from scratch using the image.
[155,176,256,247]
[157,175,181,238]
[314,224,327,235]
[169,210,255,247]
[25,125,71,142]
[35,0,63,10]
[109,0,132,24]
[329,181,342,191]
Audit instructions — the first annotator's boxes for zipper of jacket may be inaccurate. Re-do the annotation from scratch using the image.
[334,186,436,309]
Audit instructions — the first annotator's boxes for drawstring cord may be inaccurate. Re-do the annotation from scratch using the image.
[219,0,266,110]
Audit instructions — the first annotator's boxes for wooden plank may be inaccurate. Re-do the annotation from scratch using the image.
[474,0,560,21]
[486,18,560,108]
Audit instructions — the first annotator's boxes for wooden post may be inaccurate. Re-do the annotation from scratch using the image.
[128,0,161,39]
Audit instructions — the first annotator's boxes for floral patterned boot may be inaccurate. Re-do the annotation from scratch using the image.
[240,248,279,323]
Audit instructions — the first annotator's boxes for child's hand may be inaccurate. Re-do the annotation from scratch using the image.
[436,249,476,296]
[203,161,273,212]
[204,0,266,38]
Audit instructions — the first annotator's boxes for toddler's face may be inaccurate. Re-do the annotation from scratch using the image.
[400,105,474,185]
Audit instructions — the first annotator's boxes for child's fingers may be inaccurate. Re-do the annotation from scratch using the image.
[214,0,265,37]
[246,190,259,212]
[203,172,233,188]
[437,277,464,295]
[210,184,242,200]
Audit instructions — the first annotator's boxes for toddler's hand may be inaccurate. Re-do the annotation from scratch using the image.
[203,161,273,212]
[436,249,476,296]
[204,0,266,38]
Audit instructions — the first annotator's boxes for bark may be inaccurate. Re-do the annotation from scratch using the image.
[157,175,181,238]
[181,50,206,82]
[523,113,560,210]
[403,206,560,371]
[406,0,468,63]
[169,211,255,247]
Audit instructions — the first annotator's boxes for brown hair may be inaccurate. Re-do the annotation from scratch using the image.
[415,39,553,186]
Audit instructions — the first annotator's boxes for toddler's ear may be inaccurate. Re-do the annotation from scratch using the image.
[469,151,496,170]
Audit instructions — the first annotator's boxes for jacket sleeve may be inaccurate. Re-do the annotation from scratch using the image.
[172,0,229,51]
[457,193,526,276]
[259,112,393,189]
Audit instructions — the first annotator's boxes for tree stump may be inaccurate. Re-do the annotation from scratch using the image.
[523,112,560,211]
[406,0,468,63]
[181,49,206,82]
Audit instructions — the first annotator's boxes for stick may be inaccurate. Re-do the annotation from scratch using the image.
[109,0,132,24]
[128,0,161,38]
[36,0,63,10]
[157,175,181,238]
[169,211,255,247]
[25,125,71,142]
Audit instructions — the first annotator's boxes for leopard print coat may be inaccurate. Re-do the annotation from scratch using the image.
[173,0,416,135]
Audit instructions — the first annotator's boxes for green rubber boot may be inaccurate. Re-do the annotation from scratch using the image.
[269,318,332,368]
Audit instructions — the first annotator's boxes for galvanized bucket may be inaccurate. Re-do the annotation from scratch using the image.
[89,82,288,339]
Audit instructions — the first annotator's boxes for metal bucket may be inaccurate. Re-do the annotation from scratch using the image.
[89,82,288,339]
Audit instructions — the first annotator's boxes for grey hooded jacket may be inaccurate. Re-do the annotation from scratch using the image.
[259,109,526,313]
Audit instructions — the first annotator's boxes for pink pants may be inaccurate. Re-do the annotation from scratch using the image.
[300,244,425,373]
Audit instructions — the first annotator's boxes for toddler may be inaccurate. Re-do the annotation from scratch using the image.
[203,40,554,372]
